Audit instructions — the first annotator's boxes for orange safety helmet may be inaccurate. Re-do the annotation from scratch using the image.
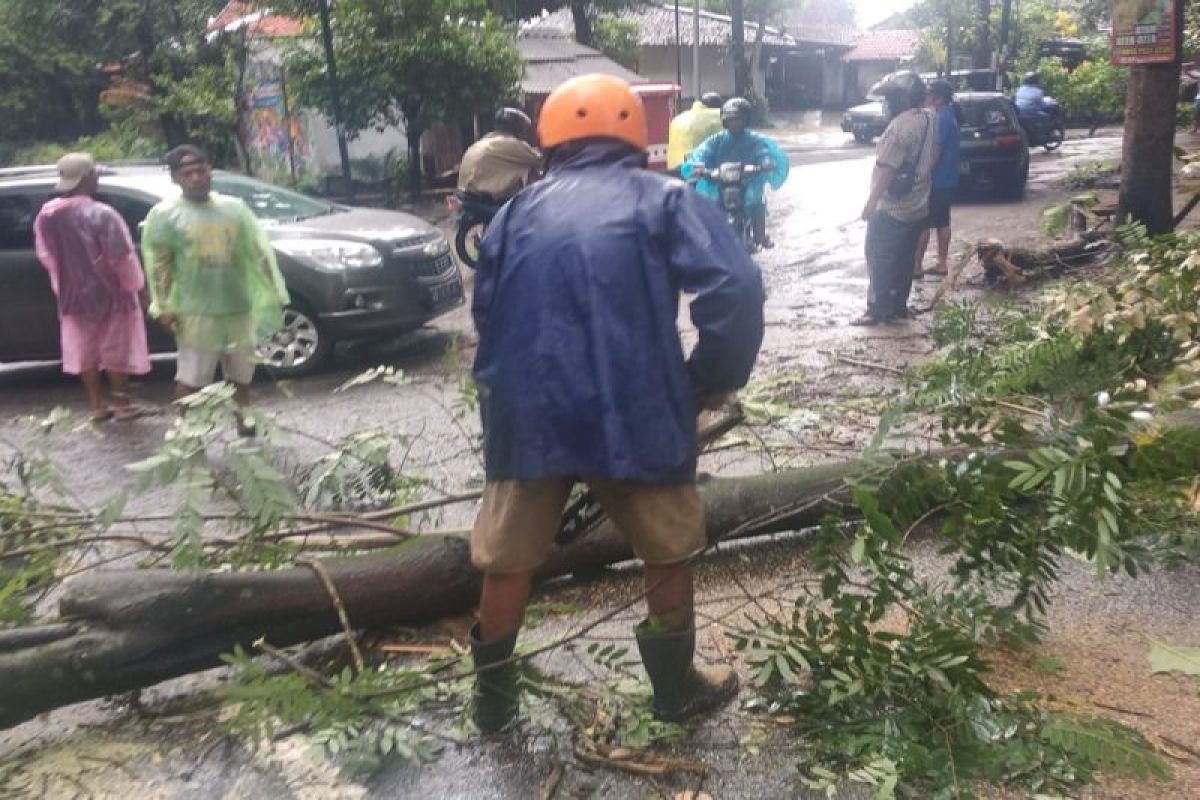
[537,74,649,152]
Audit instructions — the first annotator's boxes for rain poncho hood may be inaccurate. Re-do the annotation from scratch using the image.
[472,140,765,483]
[666,101,724,171]
[141,193,288,351]
[682,129,790,209]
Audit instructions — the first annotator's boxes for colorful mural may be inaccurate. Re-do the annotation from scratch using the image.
[241,60,318,182]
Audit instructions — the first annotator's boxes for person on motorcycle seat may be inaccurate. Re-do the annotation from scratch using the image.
[683,97,789,249]
[457,107,542,205]
[666,93,725,174]
[1014,72,1049,131]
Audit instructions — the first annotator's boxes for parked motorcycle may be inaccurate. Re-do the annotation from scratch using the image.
[1018,96,1065,152]
[447,191,501,269]
[687,161,763,253]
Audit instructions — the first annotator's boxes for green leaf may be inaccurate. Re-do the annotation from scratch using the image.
[1146,637,1200,677]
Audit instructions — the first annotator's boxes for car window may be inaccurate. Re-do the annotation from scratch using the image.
[210,174,334,222]
[960,100,1012,130]
[0,192,48,250]
[96,192,155,240]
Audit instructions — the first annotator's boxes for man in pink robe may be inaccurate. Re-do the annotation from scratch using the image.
[33,153,150,421]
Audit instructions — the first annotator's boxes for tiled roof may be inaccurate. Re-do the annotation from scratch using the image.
[529,5,795,48]
[517,30,644,96]
[207,1,304,38]
[783,21,857,47]
[842,29,921,62]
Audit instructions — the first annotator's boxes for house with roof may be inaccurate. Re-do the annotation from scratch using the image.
[207,2,668,185]
[530,5,854,109]
[208,1,410,183]
[842,29,922,103]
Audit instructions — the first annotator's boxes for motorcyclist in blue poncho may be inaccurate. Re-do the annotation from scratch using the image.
[683,97,789,249]
[1014,72,1049,133]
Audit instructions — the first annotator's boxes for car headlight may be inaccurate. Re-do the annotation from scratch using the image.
[274,239,383,270]
[421,237,451,258]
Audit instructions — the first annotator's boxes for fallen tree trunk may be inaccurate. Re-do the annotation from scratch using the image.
[0,462,857,729]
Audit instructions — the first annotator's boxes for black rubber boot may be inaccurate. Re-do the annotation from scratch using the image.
[468,622,520,734]
[634,620,738,723]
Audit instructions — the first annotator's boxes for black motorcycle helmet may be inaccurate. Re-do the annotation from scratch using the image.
[721,97,753,128]
[1022,71,1041,87]
[701,91,724,109]
[494,106,534,140]
[868,70,928,117]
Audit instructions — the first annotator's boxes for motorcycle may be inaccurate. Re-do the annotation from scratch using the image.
[446,191,501,269]
[687,161,763,253]
[1017,96,1065,152]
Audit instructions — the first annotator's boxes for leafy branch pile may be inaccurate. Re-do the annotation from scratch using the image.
[732,226,1200,797]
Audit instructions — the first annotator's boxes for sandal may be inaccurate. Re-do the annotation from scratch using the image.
[850,313,882,327]
[90,408,114,423]
[112,404,147,421]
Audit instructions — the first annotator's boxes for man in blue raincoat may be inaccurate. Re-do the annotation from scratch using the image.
[466,74,765,734]
[683,97,790,248]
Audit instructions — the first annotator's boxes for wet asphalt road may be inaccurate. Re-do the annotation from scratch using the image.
[6,129,1197,799]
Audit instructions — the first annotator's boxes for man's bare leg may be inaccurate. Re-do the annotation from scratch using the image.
[233,382,256,436]
[80,369,108,419]
[643,561,694,624]
[914,228,931,277]
[478,571,533,642]
[107,371,143,419]
[936,225,952,273]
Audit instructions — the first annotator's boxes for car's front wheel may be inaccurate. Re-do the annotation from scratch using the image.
[853,132,872,144]
[257,303,332,379]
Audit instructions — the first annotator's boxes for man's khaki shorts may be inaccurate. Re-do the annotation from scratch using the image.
[471,479,706,574]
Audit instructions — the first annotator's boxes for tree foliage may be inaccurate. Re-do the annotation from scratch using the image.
[1037,43,1128,134]
[0,0,246,163]
[284,0,522,198]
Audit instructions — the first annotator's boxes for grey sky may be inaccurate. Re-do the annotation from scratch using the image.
[854,0,919,28]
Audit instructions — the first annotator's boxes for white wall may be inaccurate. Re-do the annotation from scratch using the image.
[639,46,766,100]
[243,40,408,181]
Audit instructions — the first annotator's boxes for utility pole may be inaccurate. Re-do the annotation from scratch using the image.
[316,0,353,197]
[692,0,701,99]
[996,0,1013,90]
[675,0,683,95]
[730,0,748,97]
[944,0,954,76]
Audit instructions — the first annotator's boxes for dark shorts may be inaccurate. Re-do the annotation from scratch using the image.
[925,189,954,229]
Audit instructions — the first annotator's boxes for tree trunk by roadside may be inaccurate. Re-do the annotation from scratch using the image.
[570,0,593,46]
[0,463,860,730]
[975,0,992,69]
[406,124,423,201]
[1117,0,1183,234]
[748,11,767,106]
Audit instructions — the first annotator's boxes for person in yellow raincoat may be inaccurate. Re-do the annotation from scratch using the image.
[142,145,288,435]
[665,93,724,174]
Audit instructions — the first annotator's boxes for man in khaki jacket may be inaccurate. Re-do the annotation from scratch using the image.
[457,108,541,203]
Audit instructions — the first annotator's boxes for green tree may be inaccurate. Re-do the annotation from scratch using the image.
[0,0,247,163]
[284,0,522,199]
[1037,44,1127,136]
[591,15,640,70]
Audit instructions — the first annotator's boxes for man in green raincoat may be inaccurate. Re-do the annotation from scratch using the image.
[142,145,288,433]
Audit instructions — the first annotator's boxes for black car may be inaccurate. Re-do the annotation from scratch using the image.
[955,92,1030,197]
[839,92,1030,196]
[841,97,888,144]
[0,165,465,377]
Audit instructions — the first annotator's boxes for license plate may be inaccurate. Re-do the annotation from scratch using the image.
[430,280,463,308]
